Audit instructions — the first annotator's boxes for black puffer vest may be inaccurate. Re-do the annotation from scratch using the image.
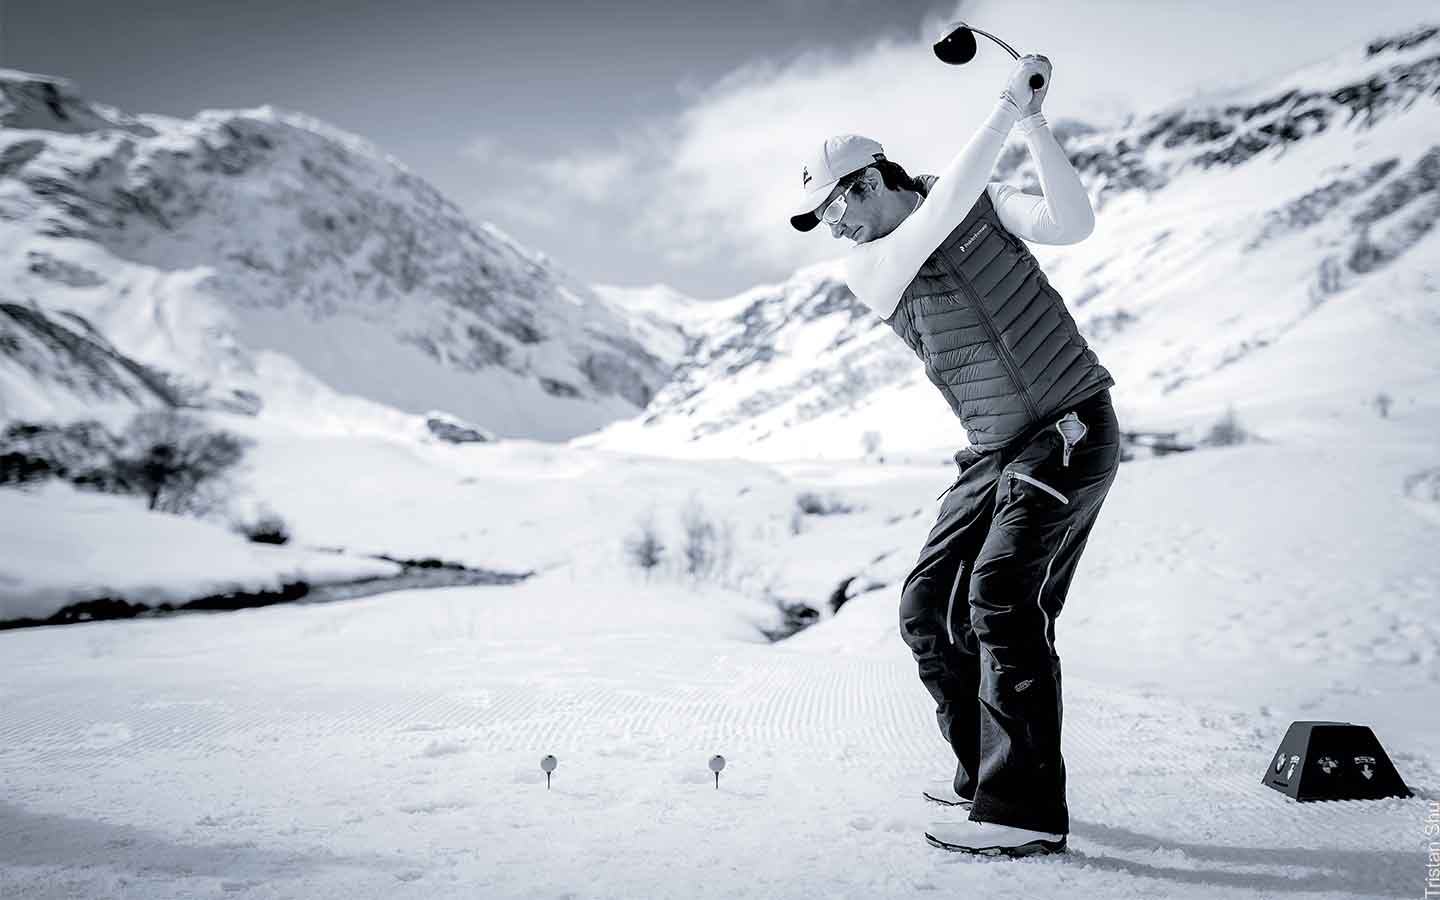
[883,176,1114,453]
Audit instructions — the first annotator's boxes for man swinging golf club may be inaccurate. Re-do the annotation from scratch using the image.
[789,50,1120,856]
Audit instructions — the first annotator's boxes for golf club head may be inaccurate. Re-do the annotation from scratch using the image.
[935,21,1047,90]
[933,22,977,65]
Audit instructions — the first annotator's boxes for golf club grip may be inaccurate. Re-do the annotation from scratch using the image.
[1029,73,1044,90]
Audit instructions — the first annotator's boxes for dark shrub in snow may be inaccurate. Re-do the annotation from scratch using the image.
[1,413,251,515]
[1202,405,1252,447]
[680,495,734,579]
[0,419,123,485]
[623,509,665,574]
[757,587,820,642]
[111,410,252,512]
[795,490,858,515]
[237,510,291,544]
[0,450,58,484]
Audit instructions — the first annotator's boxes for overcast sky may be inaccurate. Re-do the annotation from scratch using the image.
[4,0,1436,298]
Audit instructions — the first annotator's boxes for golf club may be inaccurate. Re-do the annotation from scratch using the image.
[933,21,1045,90]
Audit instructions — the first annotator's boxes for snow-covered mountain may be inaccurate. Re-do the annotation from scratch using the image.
[0,68,672,440]
[584,262,919,459]
[580,23,1440,460]
[591,282,711,376]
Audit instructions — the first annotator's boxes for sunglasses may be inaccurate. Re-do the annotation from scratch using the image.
[819,181,858,226]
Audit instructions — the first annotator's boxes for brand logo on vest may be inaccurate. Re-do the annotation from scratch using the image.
[958,222,990,254]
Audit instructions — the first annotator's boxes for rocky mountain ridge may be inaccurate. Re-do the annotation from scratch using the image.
[0,67,677,439]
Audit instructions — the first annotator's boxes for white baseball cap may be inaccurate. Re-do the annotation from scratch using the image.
[789,134,886,232]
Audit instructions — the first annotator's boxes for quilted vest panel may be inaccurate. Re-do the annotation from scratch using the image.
[883,179,1114,452]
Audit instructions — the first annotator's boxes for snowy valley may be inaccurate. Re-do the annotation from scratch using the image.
[1,21,1439,900]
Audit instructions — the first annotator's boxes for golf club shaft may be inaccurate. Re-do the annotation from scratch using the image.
[969,25,1020,60]
[970,26,1045,90]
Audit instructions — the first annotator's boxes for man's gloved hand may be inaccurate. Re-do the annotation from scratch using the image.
[1000,54,1051,118]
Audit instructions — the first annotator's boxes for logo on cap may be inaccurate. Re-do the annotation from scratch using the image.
[802,166,812,188]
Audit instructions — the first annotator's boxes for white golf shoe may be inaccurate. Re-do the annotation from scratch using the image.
[924,818,1067,857]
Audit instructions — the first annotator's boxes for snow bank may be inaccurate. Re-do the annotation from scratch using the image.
[0,480,400,621]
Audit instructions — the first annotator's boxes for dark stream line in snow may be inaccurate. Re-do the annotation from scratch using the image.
[0,555,534,632]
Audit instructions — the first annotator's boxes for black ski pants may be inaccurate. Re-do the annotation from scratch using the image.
[898,388,1120,835]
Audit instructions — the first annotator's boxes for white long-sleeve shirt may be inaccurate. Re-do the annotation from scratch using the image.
[844,101,1096,320]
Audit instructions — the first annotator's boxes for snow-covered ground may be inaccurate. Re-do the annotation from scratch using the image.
[0,479,401,622]
[2,407,1436,899]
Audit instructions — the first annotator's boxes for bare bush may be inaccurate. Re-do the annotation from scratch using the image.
[1201,405,1251,447]
[795,490,859,516]
[0,419,123,486]
[860,430,883,458]
[678,495,735,581]
[621,498,818,642]
[112,410,252,513]
[621,496,747,586]
[622,508,666,575]
[1,414,250,517]
[1374,391,1393,419]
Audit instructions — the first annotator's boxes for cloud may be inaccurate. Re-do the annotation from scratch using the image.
[627,19,1012,272]
[535,151,633,204]
[457,0,1413,293]
[490,0,1163,278]
[457,133,639,233]
[455,134,561,227]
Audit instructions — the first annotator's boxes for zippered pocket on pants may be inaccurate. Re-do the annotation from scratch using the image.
[946,560,966,645]
[1007,470,1069,505]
